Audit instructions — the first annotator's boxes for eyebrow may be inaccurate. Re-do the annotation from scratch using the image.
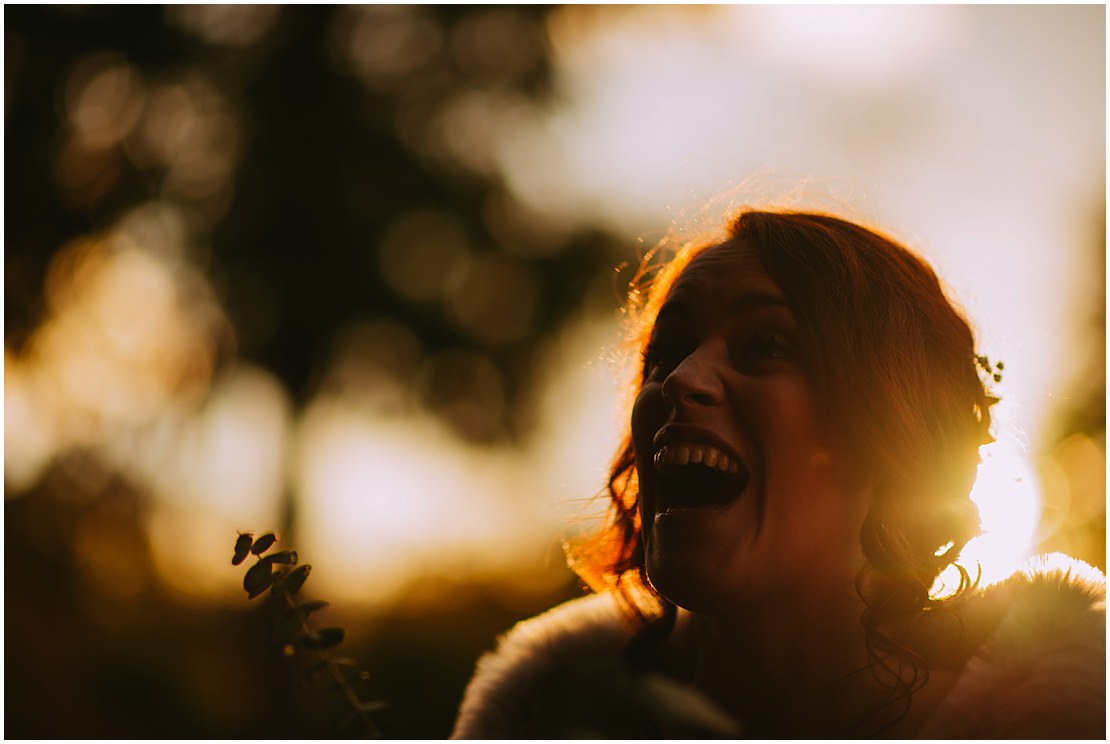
[726,292,790,314]
[656,291,790,322]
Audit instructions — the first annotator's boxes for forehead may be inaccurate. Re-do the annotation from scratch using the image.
[662,240,783,311]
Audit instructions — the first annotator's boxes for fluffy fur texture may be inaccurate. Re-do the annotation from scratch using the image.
[452,554,1106,739]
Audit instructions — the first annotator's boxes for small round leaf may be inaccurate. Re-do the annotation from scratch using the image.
[244,560,276,599]
[261,550,298,566]
[251,532,277,555]
[273,564,311,596]
[301,626,345,649]
[232,533,253,565]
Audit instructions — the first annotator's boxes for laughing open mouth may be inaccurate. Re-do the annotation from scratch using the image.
[653,443,749,509]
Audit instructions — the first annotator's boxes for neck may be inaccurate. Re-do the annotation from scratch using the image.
[671,580,906,737]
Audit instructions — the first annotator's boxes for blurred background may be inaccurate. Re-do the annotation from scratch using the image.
[4,5,1104,738]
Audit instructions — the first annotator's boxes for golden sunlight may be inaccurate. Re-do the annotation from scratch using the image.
[5,225,225,482]
[146,366,291,600]
[7,205,288,603]
[498,4,1102,447]
[291,315,624,607]
[931,435,1042,598]
[293,398,553,606]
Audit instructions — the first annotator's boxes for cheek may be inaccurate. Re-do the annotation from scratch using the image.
[749,377,827,465]
[630,384,667,455]
[751,380,850,517]
[751,379,864,563]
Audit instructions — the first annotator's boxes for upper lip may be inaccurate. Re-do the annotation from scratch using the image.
[652,424,744,466]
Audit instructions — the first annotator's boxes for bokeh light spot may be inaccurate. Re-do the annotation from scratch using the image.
[318,318,424,417]
[64,55,146,150]
[378,208,470,303]
[332,5,443,93]
[166,4,280,49]
[449,8,544,81]
[444,252,541,346]
[416,348,506,442]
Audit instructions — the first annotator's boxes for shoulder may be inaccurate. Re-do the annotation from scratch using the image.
[451,592,740,739]
[450,592,633,738]
[922,553,1106,738]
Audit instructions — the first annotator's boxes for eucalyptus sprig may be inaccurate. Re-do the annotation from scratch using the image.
[233,532,384,738]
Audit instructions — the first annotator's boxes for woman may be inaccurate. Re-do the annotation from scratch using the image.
[452,210,1105,738]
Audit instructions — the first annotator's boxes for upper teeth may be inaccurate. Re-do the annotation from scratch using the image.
[653,444,740,474]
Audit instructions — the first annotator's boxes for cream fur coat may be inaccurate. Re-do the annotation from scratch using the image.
[452,554,1106,739]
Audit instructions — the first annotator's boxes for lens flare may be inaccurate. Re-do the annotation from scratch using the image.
[931,439,1042,598]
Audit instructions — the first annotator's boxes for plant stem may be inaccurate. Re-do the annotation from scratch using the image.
[281,590,382,737]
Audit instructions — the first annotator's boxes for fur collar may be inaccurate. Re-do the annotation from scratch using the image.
[452,554,1105,738]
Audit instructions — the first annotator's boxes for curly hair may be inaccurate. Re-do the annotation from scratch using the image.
[568,209,997,717]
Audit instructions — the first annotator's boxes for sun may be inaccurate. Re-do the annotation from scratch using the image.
[931,439,1042,598]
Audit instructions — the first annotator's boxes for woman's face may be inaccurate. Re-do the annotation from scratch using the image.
[631,241,868,614]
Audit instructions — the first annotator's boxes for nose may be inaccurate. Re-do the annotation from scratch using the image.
[660,340,725,408]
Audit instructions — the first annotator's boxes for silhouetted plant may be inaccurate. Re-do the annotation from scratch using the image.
[233,532,383,738]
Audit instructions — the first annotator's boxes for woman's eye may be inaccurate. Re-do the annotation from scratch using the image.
[736,332,793,366]
[642,342,685,377]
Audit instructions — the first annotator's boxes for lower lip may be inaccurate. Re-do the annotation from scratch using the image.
[656,488,742,512]
[655,501,732,522]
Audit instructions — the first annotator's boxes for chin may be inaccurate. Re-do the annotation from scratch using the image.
[645,545,737,615]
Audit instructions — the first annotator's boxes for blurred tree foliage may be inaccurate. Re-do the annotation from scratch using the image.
[5,5,612,738]
[6,4,624,441]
